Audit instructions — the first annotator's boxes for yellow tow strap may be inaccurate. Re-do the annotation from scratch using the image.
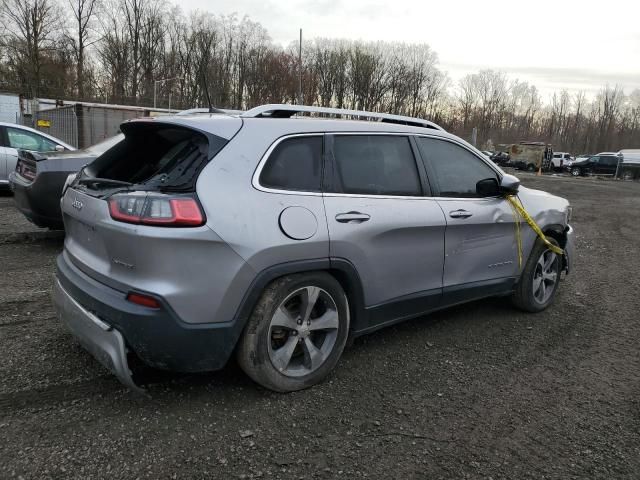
[506,195,564,269]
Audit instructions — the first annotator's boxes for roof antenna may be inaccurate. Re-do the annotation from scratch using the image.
[199,64,224,114]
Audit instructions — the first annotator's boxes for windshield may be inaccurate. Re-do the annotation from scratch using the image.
[85,134,125,155]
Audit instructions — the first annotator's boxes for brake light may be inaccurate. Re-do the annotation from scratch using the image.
[108,194,205,227]
[126,292,161,309]
[16,158,36,181]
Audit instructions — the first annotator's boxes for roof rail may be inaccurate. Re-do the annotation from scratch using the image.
[176,107,244,116]
[240,104,445,131]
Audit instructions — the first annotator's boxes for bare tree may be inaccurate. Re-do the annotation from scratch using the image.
[0,0,639,152]
[67,0,97,98]
[0,0,63,96]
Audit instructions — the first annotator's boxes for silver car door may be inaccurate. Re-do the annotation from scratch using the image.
[0,126,7,182]
[0,147,7,183]
[416,136,520,290]
[323,134,446,321]
[4,146,18,179]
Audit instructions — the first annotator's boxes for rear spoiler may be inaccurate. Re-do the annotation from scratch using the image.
[17,150,48,162]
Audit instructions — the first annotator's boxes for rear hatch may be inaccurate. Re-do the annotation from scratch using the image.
[61,116,242,305]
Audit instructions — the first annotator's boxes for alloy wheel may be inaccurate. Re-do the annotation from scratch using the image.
[268,286,340,377]
[532,250,559,304]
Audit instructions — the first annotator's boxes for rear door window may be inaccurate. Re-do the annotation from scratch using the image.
[259,136,323,192]
[329,135,422,196]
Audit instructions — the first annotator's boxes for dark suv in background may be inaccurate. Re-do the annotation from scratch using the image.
[566,152,620,176]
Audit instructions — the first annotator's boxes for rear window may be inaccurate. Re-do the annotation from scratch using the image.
[259,136,323,192]
[83,124,227,192]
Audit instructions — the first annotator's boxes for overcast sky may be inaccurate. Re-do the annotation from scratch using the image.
[181,0,640,100]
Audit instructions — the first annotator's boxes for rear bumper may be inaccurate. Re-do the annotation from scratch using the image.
[55,253,246,376]
[9,171,67,229]
[53,278,143,392]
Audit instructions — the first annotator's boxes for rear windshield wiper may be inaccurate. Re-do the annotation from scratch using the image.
[77,177,134,188]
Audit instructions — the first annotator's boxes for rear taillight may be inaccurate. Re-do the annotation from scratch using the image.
[16,158,36,181]
[108,194,205,227]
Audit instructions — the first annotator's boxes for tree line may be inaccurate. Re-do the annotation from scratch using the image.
[1,0,639,153]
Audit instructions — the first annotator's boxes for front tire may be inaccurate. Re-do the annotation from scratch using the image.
[571,167,581,176]
[512,237,562,312]
[237,272,350,392]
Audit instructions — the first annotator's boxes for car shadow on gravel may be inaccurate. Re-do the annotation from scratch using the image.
[138,295,518,399]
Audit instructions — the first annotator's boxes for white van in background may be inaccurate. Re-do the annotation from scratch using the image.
[618,149,640,164]
[617,149,640,180]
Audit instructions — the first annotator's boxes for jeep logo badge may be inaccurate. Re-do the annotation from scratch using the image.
[72,198,83,211]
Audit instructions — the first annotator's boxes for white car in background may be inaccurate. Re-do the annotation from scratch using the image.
[551,152,573,169]
[0,122,75,188]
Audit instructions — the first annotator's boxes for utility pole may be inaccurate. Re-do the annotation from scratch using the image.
[297,28,303,106]
[154,77,182,109]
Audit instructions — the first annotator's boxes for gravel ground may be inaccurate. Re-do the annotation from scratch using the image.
[1,175,639,479]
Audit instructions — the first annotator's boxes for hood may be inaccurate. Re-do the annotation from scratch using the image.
[571,157,591,165]
[517,186,570,227]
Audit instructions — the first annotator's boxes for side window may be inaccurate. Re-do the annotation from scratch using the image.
[259,136,323,192]
[6,128,57,152]
[331,135,421,196]
[416,137,498,197]
[604,156,618,166]
[590,156,600,163]
[553,153,561,159]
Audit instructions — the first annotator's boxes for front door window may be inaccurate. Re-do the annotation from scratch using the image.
[6,128,58,152]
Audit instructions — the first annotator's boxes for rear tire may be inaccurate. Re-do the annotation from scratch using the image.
[527,163,536,172]
[512,237,562,313]
[237,272,350,392]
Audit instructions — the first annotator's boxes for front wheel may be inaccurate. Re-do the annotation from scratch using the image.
[512,237,562,312]
[570,167,581,177]
[237,272,350,392]
[527,163,536,172]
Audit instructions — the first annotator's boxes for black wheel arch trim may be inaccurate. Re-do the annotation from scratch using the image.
[233,257,368,333]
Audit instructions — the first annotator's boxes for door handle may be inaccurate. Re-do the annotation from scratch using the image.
[335,212,371,223]
[449,209,473,219]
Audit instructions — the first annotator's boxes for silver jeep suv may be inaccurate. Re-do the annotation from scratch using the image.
[53,104,575,392]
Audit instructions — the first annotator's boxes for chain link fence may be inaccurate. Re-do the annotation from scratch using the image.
[18,105,79,148]
[18,103,169,149]
[77,106,144,148]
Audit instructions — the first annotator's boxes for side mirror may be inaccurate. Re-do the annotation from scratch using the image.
[55,145,65,152]
[499,173,520,195]
[476,177,500,197]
